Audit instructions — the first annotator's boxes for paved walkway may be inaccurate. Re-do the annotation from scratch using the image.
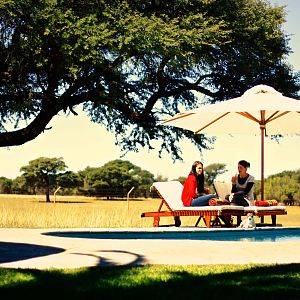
[0,228,300,269]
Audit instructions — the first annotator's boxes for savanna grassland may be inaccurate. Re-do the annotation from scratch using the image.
[0,194,299,228]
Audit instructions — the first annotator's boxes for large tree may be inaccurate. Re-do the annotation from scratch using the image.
[0,0,299,159]
[20,157,67,202]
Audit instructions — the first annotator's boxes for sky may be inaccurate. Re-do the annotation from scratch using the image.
[0,0,299,182]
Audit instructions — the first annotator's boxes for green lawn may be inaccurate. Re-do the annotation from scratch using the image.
[1,264,300,299]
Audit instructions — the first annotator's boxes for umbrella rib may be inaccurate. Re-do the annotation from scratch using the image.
[265,111,289,123]
[161,112,195,124]
[237,112,260,123]
[194,112,229,134]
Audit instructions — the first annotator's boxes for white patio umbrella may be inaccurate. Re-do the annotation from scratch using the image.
[162,84,300,200]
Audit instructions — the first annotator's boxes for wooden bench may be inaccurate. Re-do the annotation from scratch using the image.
[141,181,244,227]
[213,181,287,226]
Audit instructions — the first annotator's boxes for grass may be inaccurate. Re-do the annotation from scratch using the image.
[0,264,299,299]
[0,194,157,228]
[0,194,300,228]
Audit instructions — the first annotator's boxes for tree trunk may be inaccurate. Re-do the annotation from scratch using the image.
[46,191,50,202]
[45,177,50,203]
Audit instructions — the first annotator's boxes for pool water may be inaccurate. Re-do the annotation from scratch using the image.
[45,227,300,242]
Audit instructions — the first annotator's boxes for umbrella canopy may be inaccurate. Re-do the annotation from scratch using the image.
[162,85,300,200]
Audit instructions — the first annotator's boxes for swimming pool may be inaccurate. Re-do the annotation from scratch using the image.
[45,227,300,242]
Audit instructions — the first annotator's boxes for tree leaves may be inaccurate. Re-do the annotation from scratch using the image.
[0,0,299,160]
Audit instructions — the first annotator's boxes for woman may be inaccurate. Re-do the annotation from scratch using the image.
[181,161,216,206]
[226,160,255,206]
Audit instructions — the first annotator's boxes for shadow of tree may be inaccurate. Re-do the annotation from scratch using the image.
[0,240,147,267]
[70,249,147,266]
[96,250,147,266]
[0,264,299,299]
[0,242,65,263]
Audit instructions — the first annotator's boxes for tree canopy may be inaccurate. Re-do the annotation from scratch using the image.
[255,169,300,204]
[79,159,155,198]
[0,0,299,159]
[20,156,67,202]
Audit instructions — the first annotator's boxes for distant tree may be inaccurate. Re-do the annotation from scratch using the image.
[204,163,228,186]
[154,174,169,182]
[176,176,187,185]
[135,169,156,197]
[254,179,261,200]
[56,171,82,195]
[20,157,67,202]
[10,175,28,194]
[81,160,155,198]
[0,176,12,193]
[263,169,300,204]
[0,0,299,161]
[83,164,134,198]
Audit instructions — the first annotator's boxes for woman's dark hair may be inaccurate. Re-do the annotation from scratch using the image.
[189,161,205,193]
[238,160,250,168]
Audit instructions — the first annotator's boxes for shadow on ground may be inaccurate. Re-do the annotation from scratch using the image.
[0,242,146,267]
[0,242,65,263]
[96,250,146,266]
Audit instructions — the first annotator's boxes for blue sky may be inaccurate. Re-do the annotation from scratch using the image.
[0,0,299,181]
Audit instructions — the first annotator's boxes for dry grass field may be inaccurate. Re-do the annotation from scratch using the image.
[0,194,299,228]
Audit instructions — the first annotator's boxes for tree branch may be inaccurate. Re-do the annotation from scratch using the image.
[0,102,60,146]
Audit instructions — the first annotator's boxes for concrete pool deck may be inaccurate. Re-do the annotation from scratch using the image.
[0,227,300,269]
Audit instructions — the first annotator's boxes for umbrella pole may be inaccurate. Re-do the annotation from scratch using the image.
[260,125,265,200]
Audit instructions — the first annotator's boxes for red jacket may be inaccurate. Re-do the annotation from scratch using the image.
[181,174,198,206]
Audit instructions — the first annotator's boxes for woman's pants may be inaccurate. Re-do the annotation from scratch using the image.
[225,194,250,206]
[232,194,250,206]
[190,194,215,206]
